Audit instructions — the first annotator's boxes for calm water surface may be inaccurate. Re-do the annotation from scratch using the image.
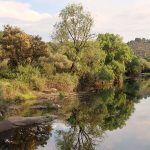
[0,78,150,150]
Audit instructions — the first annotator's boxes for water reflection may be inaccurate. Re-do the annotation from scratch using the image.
[0,78,150,150]
[0,124,52,150]
[56,87,135,150]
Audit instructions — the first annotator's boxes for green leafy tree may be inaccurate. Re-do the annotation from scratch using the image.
[111,60,125,81]
[95,65,115,88]
[53,4,93,72]
[97,65,115,81]
[97,33,133,82]
[97,33,133,64]
[127,56,143,76]
[78,41,106,75]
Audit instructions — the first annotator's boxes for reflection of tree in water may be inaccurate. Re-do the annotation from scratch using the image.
[56,126,99,150]
[125,78,150,102]
[125,79,141,102]
[0,124,52,150]
[56,87,135,150]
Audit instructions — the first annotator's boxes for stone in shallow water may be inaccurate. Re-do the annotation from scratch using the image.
[30,105,48,109]
[0,116,53,133]
[0,120,14,133]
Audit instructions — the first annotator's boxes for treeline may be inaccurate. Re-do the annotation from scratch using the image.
[0,4,146,101]
[128,38,150,72]
[128,38,150,58]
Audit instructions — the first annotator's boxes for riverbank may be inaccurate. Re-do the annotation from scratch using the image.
[0,77,150,133]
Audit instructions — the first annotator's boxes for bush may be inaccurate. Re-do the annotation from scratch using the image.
[97,65,115,81]
[48,73,78,92]
[0,80,36,101]
[111,61,125,82]
[140,58,150,71]
[127,57,142,76]
[95,65,115,89]
[16,65,41,82]
[0,60,16,79]
[78,73,96,90]
[30,75,46,91]
[49,53,72,72]
[78,41,106,75]
[39,62,56,78]
[16,65,46,91]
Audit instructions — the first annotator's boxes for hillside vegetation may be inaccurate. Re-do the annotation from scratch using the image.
[128,38,150,58]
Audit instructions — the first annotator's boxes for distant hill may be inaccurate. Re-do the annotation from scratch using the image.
[127,38,150,58]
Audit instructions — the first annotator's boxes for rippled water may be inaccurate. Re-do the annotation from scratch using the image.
[0,78,150,150]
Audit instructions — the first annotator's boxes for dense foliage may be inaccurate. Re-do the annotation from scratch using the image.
[0,4,145,101]
[0,25,48,67]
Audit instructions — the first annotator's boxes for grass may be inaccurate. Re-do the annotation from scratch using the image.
[0,79,36,101]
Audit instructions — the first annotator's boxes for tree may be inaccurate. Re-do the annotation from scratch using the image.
[30,35,48,64]
[0,25,48,67]
[97,33,133,82]
[0,25,31,67]
[97,33,133,64]
[78,41,106,75]
[53,4,93,72]
[126,56,143,76]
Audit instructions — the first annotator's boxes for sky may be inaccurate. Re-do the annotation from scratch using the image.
[0,0,150,42]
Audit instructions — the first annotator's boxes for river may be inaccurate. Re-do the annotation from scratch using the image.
[0,78,150,150]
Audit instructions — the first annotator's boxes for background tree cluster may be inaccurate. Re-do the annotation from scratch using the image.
[128,38,150,58]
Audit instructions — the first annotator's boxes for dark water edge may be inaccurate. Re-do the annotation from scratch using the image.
[0,78,150,150]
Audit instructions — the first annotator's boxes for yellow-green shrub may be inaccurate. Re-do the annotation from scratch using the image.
[39,62,56,78]
[0,80,36,101]
[48,73,78,92]
[30,75,46,91]
[0,60,16,79]
[16,65,46,91]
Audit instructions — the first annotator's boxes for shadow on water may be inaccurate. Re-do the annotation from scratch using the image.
[0,78,150,150]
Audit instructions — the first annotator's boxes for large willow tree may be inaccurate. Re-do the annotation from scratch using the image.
[53,4,93,71]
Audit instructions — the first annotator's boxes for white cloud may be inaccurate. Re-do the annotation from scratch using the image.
[0,0,150,42]
[0,1,50,22]
[0,0,58,41]
[74,0,150,41]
